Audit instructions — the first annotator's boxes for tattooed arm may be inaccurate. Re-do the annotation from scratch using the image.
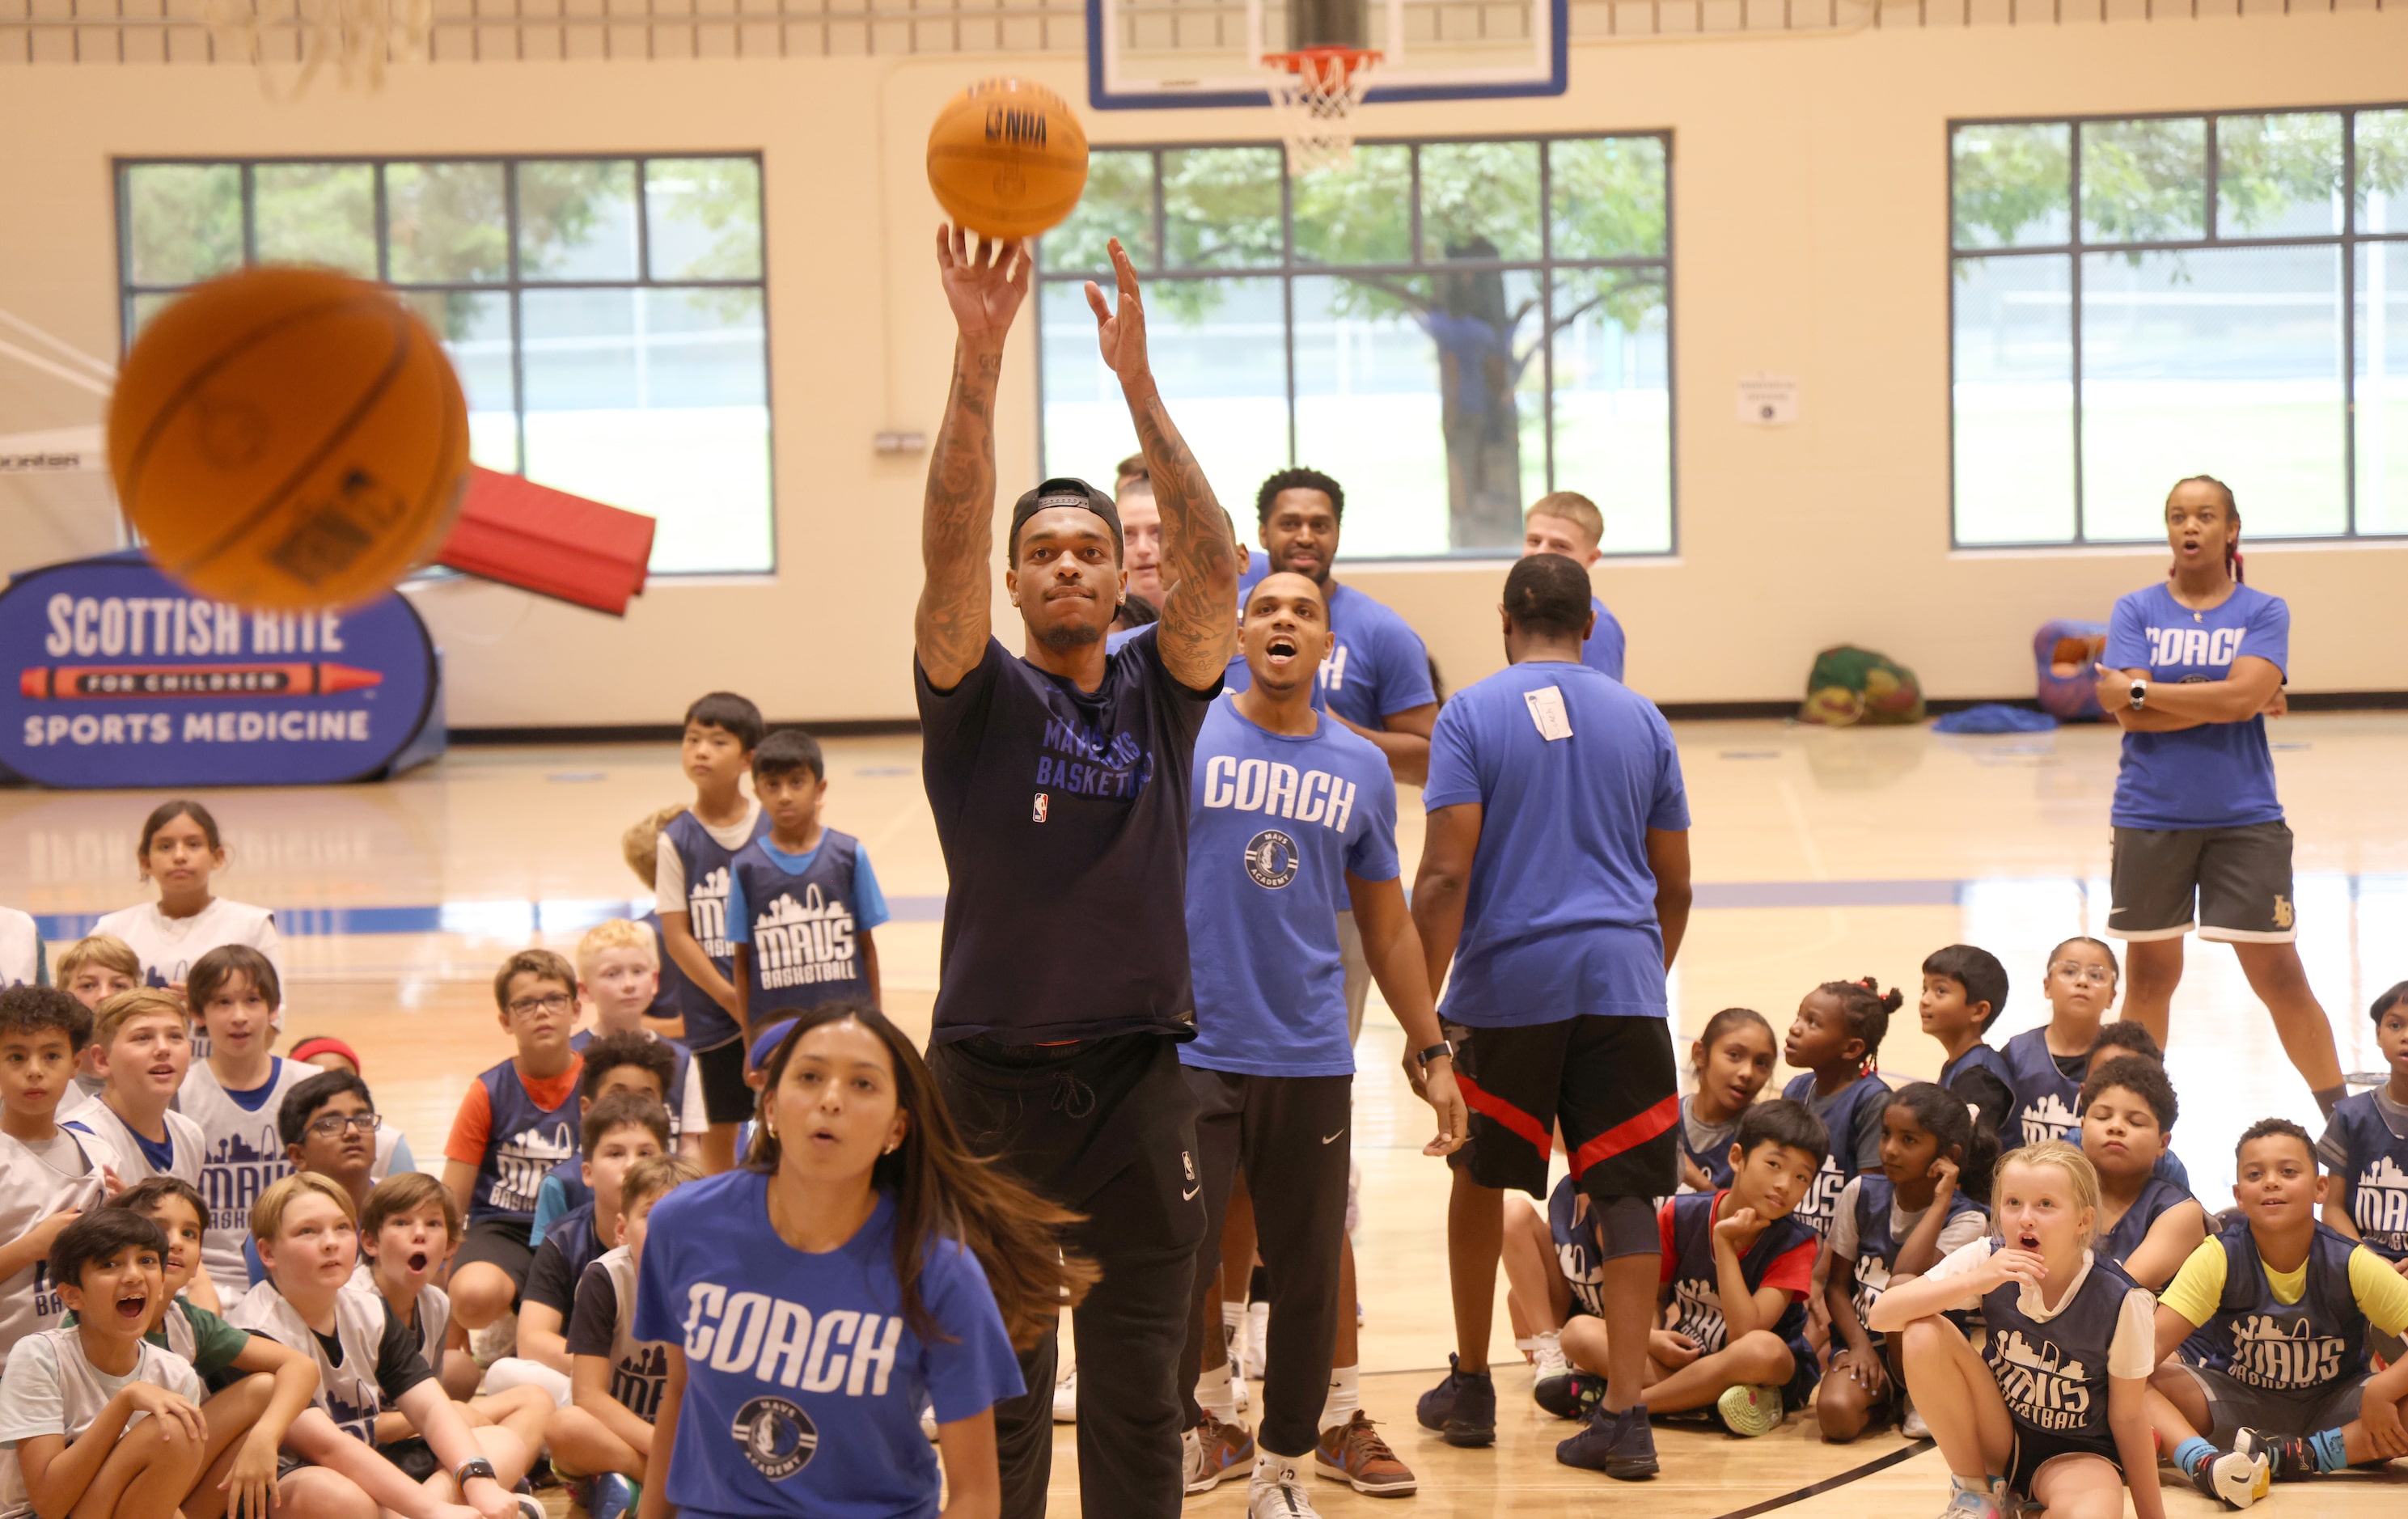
[917,226,1031,691]
[1086,238,1239,691]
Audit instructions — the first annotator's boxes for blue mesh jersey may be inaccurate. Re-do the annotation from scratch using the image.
[2098,1176,2195,1271]
[661,806,772,1051]
[2003,1029,2087,1149]
[1983,1252,2144,1454]
[633,1173,1022,1519]
[1844,1174,1987,1343]
[464,1060,581,1227]
[1780,1070,1889,1240]
[2177,1220,2371,1392]
[1547,1177,1606,1318]
[2319,1090,2408,1262]
[1658,1191,1818,1356]
[726,830,888,1018]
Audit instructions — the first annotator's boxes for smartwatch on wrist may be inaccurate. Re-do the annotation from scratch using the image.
[453,1458,497,1488]
[2128,677,2149,711]
[1415,1039,1456,1069]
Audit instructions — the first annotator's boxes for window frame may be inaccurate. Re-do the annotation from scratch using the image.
[111,150,780,579]
[1946,104,2408,550]
[1033,129,1678,563]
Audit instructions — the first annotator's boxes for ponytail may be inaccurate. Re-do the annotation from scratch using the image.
[1815,977,1902,1076]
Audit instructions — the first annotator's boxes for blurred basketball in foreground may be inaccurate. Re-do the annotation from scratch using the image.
[925,78,1090,240]
[108,264,470,611]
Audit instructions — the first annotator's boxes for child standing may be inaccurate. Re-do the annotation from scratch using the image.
[653,693,770,1175]
[1780,978,1900,1238]
[2076,1057,2205,1289]
[1921,945,2014,1146]
[1871,1141,2165,1519]
[0,986,117,1368]
[573,919,706,1155]
[2317,981,2408,1338]
[0,906,36,990]
[1553,1100,1828,1457]
[92,802,286,1045]
[634,1005,1077,1519]
[2003,937,2119,1149]
[442,949,586,1348]
[2151,1118,2408,1504]
[726,729,889,1043]
[61,989,205,1189]
[544,1153,706,1514]
[1818,1084,1994,1443]
[1677,1009,1777,1193]
[180,946,312,1295]
[619,805,694,1039]
[55,936,139,1102]
[0,1211,217,1519]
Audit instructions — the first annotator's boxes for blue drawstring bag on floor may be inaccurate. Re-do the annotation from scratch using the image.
[1933,704,2059,734]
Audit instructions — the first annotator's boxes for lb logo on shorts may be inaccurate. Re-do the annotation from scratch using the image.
[731,1395,819,1479]
[1244,828,1299,888]
[2272,895,2295,930]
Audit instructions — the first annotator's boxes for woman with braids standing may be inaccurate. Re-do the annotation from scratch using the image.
[2093,475,2347,1116]
[634,1004,1094,1519]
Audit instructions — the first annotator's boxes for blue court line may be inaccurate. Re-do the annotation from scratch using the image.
[26,878,1995,941]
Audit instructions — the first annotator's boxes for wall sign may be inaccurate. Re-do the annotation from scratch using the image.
[0,552,442,789]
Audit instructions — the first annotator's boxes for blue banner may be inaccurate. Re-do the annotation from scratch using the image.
[0,552,442,788]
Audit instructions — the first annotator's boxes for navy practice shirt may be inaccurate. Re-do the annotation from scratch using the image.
[2103,582,2289,831]
[1182,698,1399,1077]
[916,628,1219,1045]
[1424,659,1688,1027]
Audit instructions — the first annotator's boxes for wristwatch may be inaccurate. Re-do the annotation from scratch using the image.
[2128,677,2149,711]
[1415,1039,1456,1068]
[453,1458,497,1488]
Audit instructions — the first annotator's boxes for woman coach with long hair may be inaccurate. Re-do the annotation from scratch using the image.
[2092,475,2347,1116]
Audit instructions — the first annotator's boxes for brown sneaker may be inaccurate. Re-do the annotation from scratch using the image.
[1185,1411,1256,1495]
[1314,1411,1416,1496]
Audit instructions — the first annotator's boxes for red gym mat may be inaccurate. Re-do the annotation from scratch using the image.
[438,467,655,616]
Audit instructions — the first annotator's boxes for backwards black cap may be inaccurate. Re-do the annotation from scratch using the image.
[1009,477,1122,561]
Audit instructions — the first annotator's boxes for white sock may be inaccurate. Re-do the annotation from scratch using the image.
[1515,1334,1545,1362]
[1251,1450,1302,1488]
[1198,1361,1238,1424]
[1319,1364,1360,1432]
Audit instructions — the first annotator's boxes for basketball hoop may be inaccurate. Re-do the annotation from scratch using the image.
[1262,46,1381,176]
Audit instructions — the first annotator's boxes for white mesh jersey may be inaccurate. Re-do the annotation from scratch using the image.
[0,907,37,987]
[0,1327,205,1519]
[180,1057,312,1288]
[348,1262,450,1365]
[592,1246,670,1422]
[0,1127,114,1360]
[90,899,283,996]
[224,1280,390,1445]
[60,1095,206,1189]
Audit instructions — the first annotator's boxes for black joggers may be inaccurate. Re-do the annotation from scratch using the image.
[1177,1067,1353,1461]
[927,1030,1208,1519]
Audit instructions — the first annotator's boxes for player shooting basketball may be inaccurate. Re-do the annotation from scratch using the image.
[910,222,1238,1519]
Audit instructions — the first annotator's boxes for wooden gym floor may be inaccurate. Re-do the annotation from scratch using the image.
[6,713,2406,1517]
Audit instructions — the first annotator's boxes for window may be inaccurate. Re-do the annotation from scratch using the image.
[116,155,773,576]
[1038,136,1673,559]
[1950,108,2408,546]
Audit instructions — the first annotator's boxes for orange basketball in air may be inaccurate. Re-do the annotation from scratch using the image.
[108,264,470,612]
[926,78,1090,240]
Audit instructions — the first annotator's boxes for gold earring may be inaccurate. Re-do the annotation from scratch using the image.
[883,1141,899,1155]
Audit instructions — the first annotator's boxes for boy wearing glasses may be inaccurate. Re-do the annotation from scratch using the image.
[227,1068,396,1292]
[441,950,586,1350]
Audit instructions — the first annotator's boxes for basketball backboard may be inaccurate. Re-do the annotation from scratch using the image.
[1086,0,1568,110]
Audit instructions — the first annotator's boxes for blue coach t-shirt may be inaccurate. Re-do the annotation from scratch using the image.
[1183,699,1399,1077]
[634,1172,1023,1519]
[1583,597,1627,683]
[1424,660,1688,1027]
[2104,582,2289,831]
[1319,583,1436,730]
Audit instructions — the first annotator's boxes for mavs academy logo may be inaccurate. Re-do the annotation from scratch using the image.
[2226,1314,2347,1390]
[1245,830,1299,888]
[1987,1331,2091,1430]
[2355,1157,2408,1253]
[751,886,858,991]
[205,1124,291,1239]
[732,1396,818,1479]
[1665,1278,1730,1353]
[1796,1157,1847,1238]
[489,1120,576,1215]
[689,865,734,958]
[2021,1093,2080,1148]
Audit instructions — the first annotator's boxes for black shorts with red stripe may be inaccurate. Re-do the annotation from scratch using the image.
[1443,1014,1679,1203]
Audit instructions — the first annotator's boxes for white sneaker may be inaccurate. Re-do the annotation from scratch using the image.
[1530,1331,1568,1381]
[1901,1400,1929,1440]
[1052,1368,1077,1424]
[920,1404,938,1442]
[1242,1301,1269,1381]
[1248,1458,1322,1517]
[468,1311,517,1369]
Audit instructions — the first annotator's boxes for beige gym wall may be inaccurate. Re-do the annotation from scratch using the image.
[2,11,2405,727]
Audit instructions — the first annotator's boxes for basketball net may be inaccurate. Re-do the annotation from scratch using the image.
[203,0,431,96]
[1262,47,1381,176]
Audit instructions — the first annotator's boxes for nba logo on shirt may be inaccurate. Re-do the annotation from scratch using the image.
[1031,793,1048,823]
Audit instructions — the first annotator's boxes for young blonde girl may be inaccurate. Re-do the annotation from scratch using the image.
[1869,1140,2165,1519]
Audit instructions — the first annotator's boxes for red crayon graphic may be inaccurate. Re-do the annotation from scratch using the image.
[19,662,385,700]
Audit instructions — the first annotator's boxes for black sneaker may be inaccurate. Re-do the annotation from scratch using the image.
[1534,1369,1606,1420]
[1414,1353,1496,1447]
[1556,1402,1658,1480]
